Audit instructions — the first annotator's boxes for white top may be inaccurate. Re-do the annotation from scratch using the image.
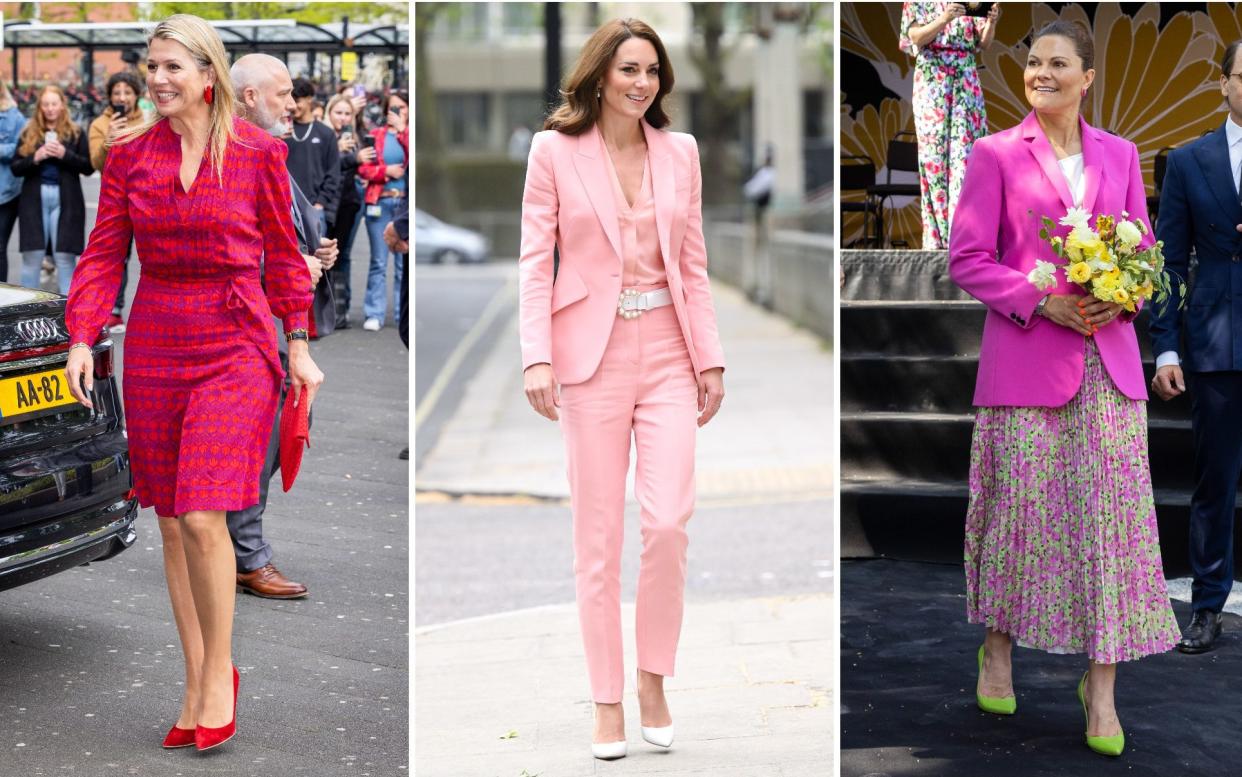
[1057,153,1086,207]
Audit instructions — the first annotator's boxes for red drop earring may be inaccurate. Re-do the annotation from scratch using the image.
[204,84,214,105]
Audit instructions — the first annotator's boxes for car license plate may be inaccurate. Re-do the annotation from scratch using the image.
[0,367,78,425]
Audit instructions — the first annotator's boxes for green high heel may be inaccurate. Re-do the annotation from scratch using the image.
[1077,672,1124,756]
[975,644,1016,715]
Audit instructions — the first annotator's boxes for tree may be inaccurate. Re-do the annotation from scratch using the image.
[414,3,456,216]
[687,4,750,206]
[147,3,406,25]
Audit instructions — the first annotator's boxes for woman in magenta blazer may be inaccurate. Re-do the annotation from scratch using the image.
[949,21,1177,756]
[518,18,725,761]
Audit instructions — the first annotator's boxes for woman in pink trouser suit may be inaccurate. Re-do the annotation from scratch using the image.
[518,18,726,760]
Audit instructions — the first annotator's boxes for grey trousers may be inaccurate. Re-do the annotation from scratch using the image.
[226,390,282,573]
[226,326,302,574]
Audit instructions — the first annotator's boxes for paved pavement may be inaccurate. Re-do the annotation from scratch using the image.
[415,265,834,775]
[842,559,1239,777]
[415,265,834,503]
[0,190,409,775]
[416,595,831,777]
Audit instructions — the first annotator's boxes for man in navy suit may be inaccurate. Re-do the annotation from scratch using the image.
[1150,39,1242,653]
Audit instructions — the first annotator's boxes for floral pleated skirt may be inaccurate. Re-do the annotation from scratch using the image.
[964,338,1179,663]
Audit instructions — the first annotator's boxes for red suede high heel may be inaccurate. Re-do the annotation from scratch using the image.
[161,725,196,749]
[194,665,239,751]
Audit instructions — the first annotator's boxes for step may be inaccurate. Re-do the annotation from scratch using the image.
[841,476,1241,575]
[840,353,1195,420]
[841,300,1164,360]
[841,412,1198,489]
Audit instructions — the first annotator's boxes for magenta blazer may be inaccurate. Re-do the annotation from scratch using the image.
[518,121,725,385]
[949,112,1154,407]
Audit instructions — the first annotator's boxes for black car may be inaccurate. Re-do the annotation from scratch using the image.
[0,284,138,591]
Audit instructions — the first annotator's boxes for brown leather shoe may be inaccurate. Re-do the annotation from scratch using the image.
[236,563,308,599]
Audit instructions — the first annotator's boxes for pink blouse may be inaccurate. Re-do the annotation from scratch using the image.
[603,149,667,286]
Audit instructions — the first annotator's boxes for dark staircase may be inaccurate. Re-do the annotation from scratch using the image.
[840,249,1231,578]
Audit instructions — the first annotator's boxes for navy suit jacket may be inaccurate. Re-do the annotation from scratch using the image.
[1151,122,1242,372]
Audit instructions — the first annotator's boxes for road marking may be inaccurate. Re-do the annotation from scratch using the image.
[414,274,515,429]
[414,601,578,635]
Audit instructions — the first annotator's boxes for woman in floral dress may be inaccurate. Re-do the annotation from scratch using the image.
[900,1,999,249]
[948,21,1178,757]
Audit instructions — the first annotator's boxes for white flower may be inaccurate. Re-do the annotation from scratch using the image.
[1088,256,1114,272]
[1028,260,1058,291]
[1059,207,1092,231]
[1116,220,1143,247]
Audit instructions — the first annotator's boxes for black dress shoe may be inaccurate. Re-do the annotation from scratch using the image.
[1178,610,1224,654]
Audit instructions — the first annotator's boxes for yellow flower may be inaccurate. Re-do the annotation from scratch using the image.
[1112,287,1131,305]
[1068,262,1093,284]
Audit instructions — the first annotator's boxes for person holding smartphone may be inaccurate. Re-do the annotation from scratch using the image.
[325,93,373,328]
[11,84,93,294]
[357,90,407,332]
[88,71,146,331]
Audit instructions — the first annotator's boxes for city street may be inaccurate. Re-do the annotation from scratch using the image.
[415,262,833,776]
[1,179,409,776]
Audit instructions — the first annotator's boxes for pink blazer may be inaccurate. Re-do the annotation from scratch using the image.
[949,112,1154,407]
[518,122,725,386]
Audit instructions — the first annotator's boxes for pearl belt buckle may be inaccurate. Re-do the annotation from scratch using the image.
[617,288,646,319]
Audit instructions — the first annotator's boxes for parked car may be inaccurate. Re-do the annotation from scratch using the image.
[414,209,490,264]
[0,283,138,592]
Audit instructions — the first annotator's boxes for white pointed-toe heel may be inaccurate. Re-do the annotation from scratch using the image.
[591,740,628,760]
[641,724,674,748]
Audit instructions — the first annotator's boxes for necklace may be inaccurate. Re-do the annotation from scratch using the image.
[290,121,313,142]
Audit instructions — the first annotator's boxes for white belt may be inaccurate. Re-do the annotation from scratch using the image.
[617,287,673,319]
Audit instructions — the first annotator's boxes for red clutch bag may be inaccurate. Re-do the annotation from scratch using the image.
[279,388,310,492]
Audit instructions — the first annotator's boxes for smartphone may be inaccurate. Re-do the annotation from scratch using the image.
[361,134,376,149]
[111,102,126,116]
[963,2,994,16]
[353,84,366,98]
[43,130,56,145]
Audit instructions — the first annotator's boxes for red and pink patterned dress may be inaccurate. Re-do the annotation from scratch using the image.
[66,118,312,517]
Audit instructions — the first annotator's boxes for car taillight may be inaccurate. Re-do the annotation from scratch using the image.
[93,347,114,379]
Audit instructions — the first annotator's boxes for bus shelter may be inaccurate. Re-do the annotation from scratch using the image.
[2,19,409,89]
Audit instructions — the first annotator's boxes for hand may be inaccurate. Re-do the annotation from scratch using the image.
[943,3,966,22]
[697,367,725,427]
[523,363,560,421]
[350,95,367,114]
[1078,298,1125,329]
[1038,293,1094,336]
[45,139,66,158]
[357,147,377,164]
[315,237,339,271]
[64,346,94,410]
[385,163,405,180]
[312,203,324,211]
[287,342,324,409]
[1151,364,1186,401]
[987,3,1001,21]
[338,134,356,154]
[107,114,128,142]
[383,222,400,251]
[303,253,323,288]
[33,146,48,163]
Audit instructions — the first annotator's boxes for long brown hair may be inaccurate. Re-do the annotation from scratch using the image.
[544,18,674,135]
[17,85,81,156]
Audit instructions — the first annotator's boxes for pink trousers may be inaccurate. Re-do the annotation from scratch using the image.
[559,297,699,704]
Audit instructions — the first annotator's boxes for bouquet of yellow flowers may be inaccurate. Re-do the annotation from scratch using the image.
[1026,207,1182,314]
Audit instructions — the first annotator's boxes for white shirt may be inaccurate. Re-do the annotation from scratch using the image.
[1057,153,1086,207]
[1155,116,1242,369]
